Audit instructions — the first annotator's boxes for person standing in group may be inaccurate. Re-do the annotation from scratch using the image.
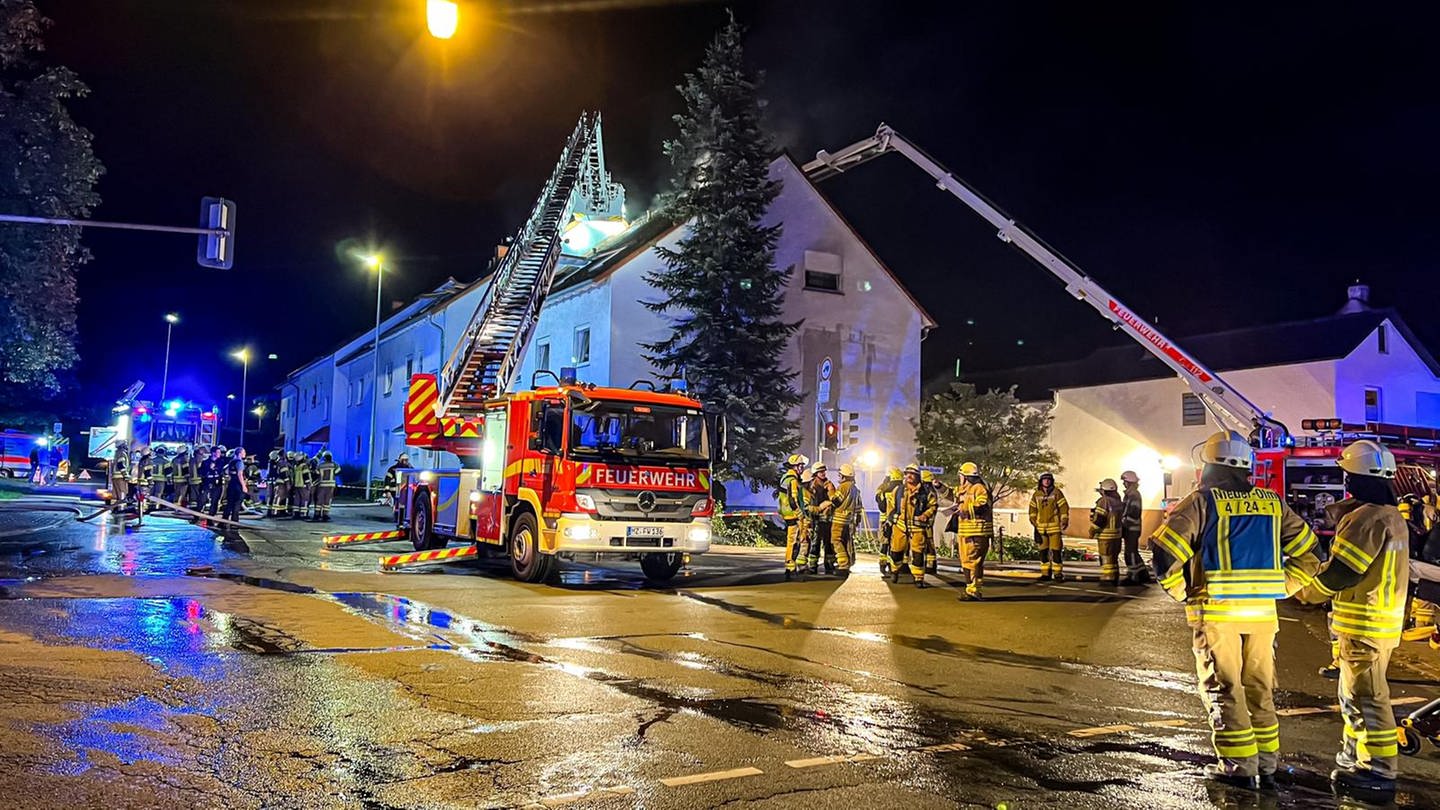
[1150,430,1321,790]
[922,470,944,575]
[108,440,131,516]
[203,446,226,518]
[267,450,291,518]
[1091,479,1124,585]
[27,445,40,484]
[1120,470,1151,585]
[875,468,902,578]
[289,451,312,520]
[1295,440,1409,796]
[778,454,810,581]
[826,463,861,577]
[222,448,249,524]
[384,453,413,506]
[134,446,155,517]
[806,463,837,575]
[171,447,191,509]
[187,446,206,510]
[312,450,338,522]
[888,464,936,588]
[954,462,993,601]
[1029,472,1069,581]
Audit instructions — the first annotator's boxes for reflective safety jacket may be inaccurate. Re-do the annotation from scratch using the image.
[830,479,864,527]
[956,479,993,536]
[1301,500,1409,644]
[1029,486,1069,533]
[778,471,807,521]
[270,459,291,486]
[1121,487,1143,532]
[292,459,311,489]
[808,479,836,523]
[1091,492,1123,540]
[1152,485,1320,629]
[895,482,937,533]
[875,478,900,520]
[316,461,338,487]
[111,450,131,483]
[134,455,154,486]
[156,458,172,485]
[188,454,203,485]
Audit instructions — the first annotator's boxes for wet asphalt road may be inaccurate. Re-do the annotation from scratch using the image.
[1,498,1439,809]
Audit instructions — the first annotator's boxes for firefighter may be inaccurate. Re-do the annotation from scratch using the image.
[384,453,413,505]
[955,462,992,600]
[1120,470,1150,585]
[171,446,191,509]
[313,450,338,522]
[134,446,155,516]
[806,463,837,574]
[243,454,262,513]
[202,446,225,518]
[267,449,291,518]
[222,448,249,525]
[1150,430,1321,790]
[875,468,902,578]
[1029,472,1069,581]
[187,446,205,510]
[290,451,312,520]
[154,447,173,504]
[889,464,936,588]
[1091,479,1123,585]
[778,454,810,581]
[1295,440,1408,795]
[921,470,942,574]
[826,463,861,576]
[108,440,131,514]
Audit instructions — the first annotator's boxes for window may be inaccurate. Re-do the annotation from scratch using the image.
[310,386,317,408]
[355,435,362,456]
[802,250,842,293]
[1181,393,1206,427]
[573,327,591,366]
[536,341,551,373]
[1364,387,1383,422]
[1378,324,1389,355]
[804,270,841,292]
[382,362,394,396]
[405,356,415,379]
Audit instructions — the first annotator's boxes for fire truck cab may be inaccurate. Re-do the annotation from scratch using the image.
[395,379,717,583]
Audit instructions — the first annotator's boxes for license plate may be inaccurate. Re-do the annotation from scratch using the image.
[627,526,663,538]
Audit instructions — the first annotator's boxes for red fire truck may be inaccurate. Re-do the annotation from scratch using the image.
[392,115,720,583]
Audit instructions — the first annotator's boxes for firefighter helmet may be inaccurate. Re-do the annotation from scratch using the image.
[887,466,902,482]
[1038,471,1054,485]
[921,470,935,483]
[398,453,410,463]
[839,463,855,478]
[1200,430,1253,470]
[1098,478,1118,493]
[320,450,333,462]
[960,461,979,477]
[786,453,807,468]
[903,463,921,477]
[1337,440,1396,479]
[801,468,814,484]
[810,462,827,475]
[1120,470,1139,484]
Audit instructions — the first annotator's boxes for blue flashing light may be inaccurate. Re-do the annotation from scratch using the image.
[35,437,49,447]
[138,413,152,423]
[669,378,688,392]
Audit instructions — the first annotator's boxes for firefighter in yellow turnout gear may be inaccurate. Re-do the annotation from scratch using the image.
[1029,472,1069,581]
[1295,440,1408,796]
[889,465,936,588]
[312,451,338,522]
[779,454,811,581]
[826,464,860,576]
[1151,431,1321,790]
[1091,479,1124,585]
[875,468,902,578]
[955,462,992,600]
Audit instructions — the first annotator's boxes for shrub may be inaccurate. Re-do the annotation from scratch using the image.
[713,514,780,546]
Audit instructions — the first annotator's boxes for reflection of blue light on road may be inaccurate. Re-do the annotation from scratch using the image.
[51,695,190,774]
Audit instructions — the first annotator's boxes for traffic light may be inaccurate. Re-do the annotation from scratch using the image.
[844,411,860,448]
[821,409,839,451]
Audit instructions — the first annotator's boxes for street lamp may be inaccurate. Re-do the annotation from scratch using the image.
[361,253,384,501]
[426,0,459,39]
[226,393,236,431]
[252,403,267,434]
[232,348,250,449]
[161,313,180,402]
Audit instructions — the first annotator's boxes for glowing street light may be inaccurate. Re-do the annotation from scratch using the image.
[161,312,180,402]
[359,253,384,501]
[426,0,459,39]
[232,348,251,449]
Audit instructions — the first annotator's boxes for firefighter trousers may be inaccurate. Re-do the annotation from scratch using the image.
[269,483,289,515]
[827,521,853,572]
[314,485,334,519]
[202,483,221,516]
[1192,622,1280,778]
[808,520,834,569]
[1097,536,1122,584]
[1037,530,1064,577]
[293,485,310,516]
[784,519,811,572]
[1335,635,1399,779]
[1122,527,1147,581]
[173,482,189,509]
[960,534,989,595]
[889,526,928,583]
[110,478,129,507]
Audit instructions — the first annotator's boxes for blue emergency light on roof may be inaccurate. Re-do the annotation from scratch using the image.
[559,366,578,385]
[669,378,687,392]
[36,437,48,447]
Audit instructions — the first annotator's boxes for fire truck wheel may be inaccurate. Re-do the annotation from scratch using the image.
[411,497,442,551]
[640,552,683,581]
[509,512,555,583]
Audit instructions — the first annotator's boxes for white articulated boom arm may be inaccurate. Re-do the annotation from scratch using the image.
[802,124,1288,446]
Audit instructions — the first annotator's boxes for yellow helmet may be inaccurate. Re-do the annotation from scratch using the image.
[838,463,855,478]
[960,461,979,477]
[887,467,902,482]
[920,470,935,483]
[786,453,809,468]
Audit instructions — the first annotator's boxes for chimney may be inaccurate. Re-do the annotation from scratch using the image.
[1337,280,1371,315]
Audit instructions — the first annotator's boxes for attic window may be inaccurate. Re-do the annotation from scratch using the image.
[802,250,842,294]
[1378,324,1389,355]
[804,270,841,292]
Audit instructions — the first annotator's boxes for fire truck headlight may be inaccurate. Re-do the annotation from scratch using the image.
[687,526,711,544]
[468,491,481,503]
[574,494,596,512]
[419,471,433,483]
[563,524,599,540]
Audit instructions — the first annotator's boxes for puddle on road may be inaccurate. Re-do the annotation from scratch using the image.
[0,516,241,579]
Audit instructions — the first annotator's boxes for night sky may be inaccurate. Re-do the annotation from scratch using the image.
[33,0,1440,420]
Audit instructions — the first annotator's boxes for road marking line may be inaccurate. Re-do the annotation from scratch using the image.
[785,753,880,768]
[1277,707,1329,717]
[1394,696,1426,706]
[1140,719,1190,728]
[660,766,764,787]
[1279,616,1300,623]
[537,786,636,807]
[918,741,972,753]
[1068,724,1136,738]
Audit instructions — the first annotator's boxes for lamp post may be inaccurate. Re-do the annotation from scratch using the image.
[226,394,236,433]
[362,254,384,501]
[161,313,179,402]
[232,348,251,449]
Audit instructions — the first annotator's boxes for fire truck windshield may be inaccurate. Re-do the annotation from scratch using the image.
[569,402,709,463]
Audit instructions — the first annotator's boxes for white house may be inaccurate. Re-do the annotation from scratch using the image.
[959,285,1440,533]
[279,143,935,503]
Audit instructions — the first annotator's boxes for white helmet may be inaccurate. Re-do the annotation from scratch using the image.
[1120,470,1139,484]
[1337,440,1396,479]
[1098,478,1118,493]
[1200,430,1253,470]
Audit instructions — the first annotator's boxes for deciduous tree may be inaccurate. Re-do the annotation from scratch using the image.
[915,383,1061,503]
